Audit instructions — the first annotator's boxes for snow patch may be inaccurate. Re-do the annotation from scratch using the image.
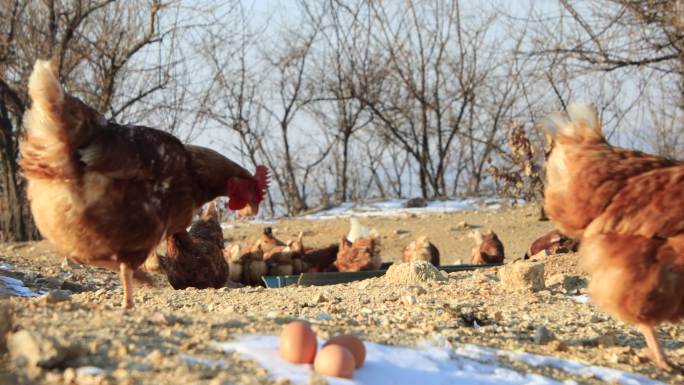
[178,353,229,369]
[456,344,662,385]
[0,275,40,298]
[568,294,591,304]
[76,366,108,378]
[302,197,522,220]
[0,262,15,270]
[214,335,660,385]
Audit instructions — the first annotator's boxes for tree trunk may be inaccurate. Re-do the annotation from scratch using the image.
[340,135,350,202]
[0,101,40,242]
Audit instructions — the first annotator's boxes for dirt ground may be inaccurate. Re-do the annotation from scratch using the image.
[0,204,683,385]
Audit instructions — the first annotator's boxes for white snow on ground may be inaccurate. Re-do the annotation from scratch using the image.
[456,344,662,385]
[0,274,40,298]
[215,335,663,385]
[218,197,523,227]
[303,197,522,220]
[568,294,591,304]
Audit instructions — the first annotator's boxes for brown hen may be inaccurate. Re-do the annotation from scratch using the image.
[469,230,504,264]
[159,201,228,289]
[402,236,440,266]
[524,230,579,259]
[334,234,382,272]
[287,233,338,273]
[543,102,684,371]
[19,59,268,308]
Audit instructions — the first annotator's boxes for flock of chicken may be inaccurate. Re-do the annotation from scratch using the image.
[151,207,577,291]
[16,58,684,372]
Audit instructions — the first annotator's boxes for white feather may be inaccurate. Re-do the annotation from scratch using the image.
[347,217,370,242]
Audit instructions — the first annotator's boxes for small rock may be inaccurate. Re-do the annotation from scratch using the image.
[44,371,63,383]
[61,257,81,270]
[533,326,555,344]
[63,367,77,384]
[308,372,329,385]
[146,350,165,367]
[209,376,232,385]
[266,311,281,319]
[404,197,428,208]
[360,308,373,315]
[76,366,108,385]
[34,277,63,290]
[407,285,427,295]
[274,377,292,385]
[596,331,618,347]
[549,340,568,352]
[393,229,410,235]
[44,289,71,304]
[384,261,446,285]
[498,262,545,292]
[581,331,619,347]
[112,368,131,382]
[311,292,327,304]
[547,274,587,294]
[60,280,87,293]
[401,295,417,305]
[453,221,471,230]
[7,330,82,368]
[317,312,332,321]
[151,312,178,326]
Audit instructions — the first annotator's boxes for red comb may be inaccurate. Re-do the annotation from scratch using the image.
[254,165,269,204]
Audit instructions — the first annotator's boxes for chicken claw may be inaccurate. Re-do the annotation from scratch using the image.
[638,324,682,372]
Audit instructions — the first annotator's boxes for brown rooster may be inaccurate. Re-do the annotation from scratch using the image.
[159,201,228,289]
[543,102,684,371]
[524,229,579,259]
[402,236,440,266]
[334,233,382,272]
[469,230,505,264]
[287,233,338,273]
[19,59,268,308]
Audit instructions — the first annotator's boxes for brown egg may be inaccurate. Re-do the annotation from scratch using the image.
[323,334,366,368]
[279,321,317,364]
[313,345,355,379]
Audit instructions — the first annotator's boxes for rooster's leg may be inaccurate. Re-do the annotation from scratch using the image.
[637,323,681,372]
[119,262,134,309]
[87,258,153,287]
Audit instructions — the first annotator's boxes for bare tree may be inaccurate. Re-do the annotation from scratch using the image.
[347,0,494,199]
[523,0,684,155]
[301,0,379,203]
[0,0,231,241]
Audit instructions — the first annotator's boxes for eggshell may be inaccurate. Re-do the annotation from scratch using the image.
[279,321,317,364]
[313,345,355,379]
[323,334,366,368]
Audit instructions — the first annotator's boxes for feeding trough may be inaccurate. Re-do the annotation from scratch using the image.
[262,262,501,288]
